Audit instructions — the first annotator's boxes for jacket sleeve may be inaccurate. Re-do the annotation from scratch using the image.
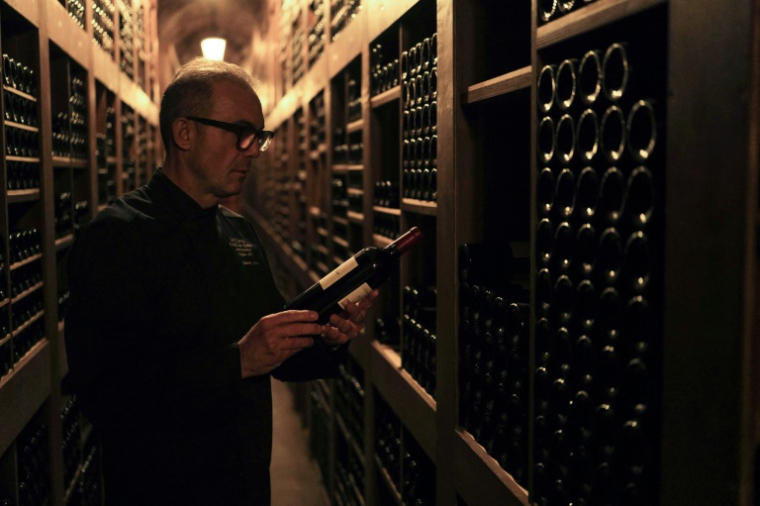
[65,218,242,428]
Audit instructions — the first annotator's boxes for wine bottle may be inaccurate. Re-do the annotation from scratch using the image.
[285,227,423,323]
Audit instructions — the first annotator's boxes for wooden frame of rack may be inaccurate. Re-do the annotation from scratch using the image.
[0,1,161,504]
[249,0,760,505]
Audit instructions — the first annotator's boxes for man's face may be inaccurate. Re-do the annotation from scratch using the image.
[188,80,265,199]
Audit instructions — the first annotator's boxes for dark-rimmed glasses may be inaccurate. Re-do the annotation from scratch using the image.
[186,116,275,152]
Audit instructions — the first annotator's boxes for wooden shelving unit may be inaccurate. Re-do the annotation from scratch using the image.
[0,1,161,505]
[248,0,760,505]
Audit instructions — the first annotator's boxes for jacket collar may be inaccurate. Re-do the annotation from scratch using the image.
[148,169,218,221]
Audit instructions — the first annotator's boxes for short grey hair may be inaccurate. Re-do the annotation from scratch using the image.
[160,58,257,153]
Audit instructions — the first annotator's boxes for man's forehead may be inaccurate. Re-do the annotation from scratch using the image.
[211,80,263,120]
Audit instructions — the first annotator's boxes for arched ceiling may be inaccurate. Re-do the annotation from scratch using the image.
[158,0,271,71]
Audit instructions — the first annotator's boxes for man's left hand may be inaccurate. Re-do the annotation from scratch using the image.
[320,290,379,347]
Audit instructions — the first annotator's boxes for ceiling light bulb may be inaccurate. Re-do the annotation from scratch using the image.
[201,37,226,61]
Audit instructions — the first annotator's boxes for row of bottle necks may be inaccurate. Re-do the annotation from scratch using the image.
[0,302,45,382]
[370,31,438,98]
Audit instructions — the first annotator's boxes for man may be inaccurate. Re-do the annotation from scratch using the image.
[65,58,376,505]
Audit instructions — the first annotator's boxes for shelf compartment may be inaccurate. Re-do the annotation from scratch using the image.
[370,341,436,461]
[346,118,364,134]
[7,189,40,204]
[401,198,438,216]
[462,66,532,105]
[4,121,39,133]
[536,0,667,49]
[452,429,529,506]
[0,339,50,456]
[9,253,42,272]
[370,85,402,109]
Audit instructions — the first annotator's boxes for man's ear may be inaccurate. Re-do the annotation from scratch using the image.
[172,117,192,151]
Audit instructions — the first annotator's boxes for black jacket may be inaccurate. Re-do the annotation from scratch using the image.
[65,171,343,505]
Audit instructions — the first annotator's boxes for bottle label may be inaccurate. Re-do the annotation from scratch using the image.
[319,256,359,290]
[338,283,373,309]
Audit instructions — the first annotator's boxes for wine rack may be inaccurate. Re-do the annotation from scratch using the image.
[244,0,760,503]
[0,1,160,505]
[308,0,327,66]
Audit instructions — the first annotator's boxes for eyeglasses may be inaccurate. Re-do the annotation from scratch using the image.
[186,116,275,152]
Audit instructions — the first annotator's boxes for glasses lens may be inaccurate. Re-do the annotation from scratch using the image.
[238,128,257,150]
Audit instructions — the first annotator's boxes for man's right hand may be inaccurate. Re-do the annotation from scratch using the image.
[238,310,324,378]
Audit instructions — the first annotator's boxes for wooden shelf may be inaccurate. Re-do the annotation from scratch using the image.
[7,189,40,204]
[64,464,84,504]
[3,85,36,101]
[55,234,75,252]
[106,156,118,164]
[346,118,364,134]
[335,411,365,466]
[317,227,330,238]
[401,198,438,216]
[11,311,44,339]
[333,216,349,226]
[536,0,667,49]
[333,164,363,173]
[374,455,403,506]
[453,430,530,506]
[373,205,401,216]
[373,234,394,248]
[0,298,8,310]
[9,253,43,272]
[11,282,43,305]
[52,156,89,168]
[370,86,402,109]
[347,211,364,224]
[6,156,40,163]
[462,66,532,105]
[0,339,50,456]
[370,341,436,461]
[4,120,39,132]
[316,244,330,257]
[333,236,349,249]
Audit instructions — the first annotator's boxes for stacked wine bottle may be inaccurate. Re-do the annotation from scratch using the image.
[375,394,436,504]
[62,396,83,490]
[539,0,598,25]
[292,24,305,85]
[122,105,136,192]
[402,33,437,202]
[308,0,326,66]
[402,285,437,397]
[67,0,85,29]
[309,92,326,151]
[335,360,364,448]
[370,42,399,96]
[16,416,51,506]
[2,54,39,175]
[309,387,332,482]
[347,77,361,123]
[534,37,663,506]
[119,2,134,79]
[330,0,362,42]
[458,243,530,485]
[93,0,116,57]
